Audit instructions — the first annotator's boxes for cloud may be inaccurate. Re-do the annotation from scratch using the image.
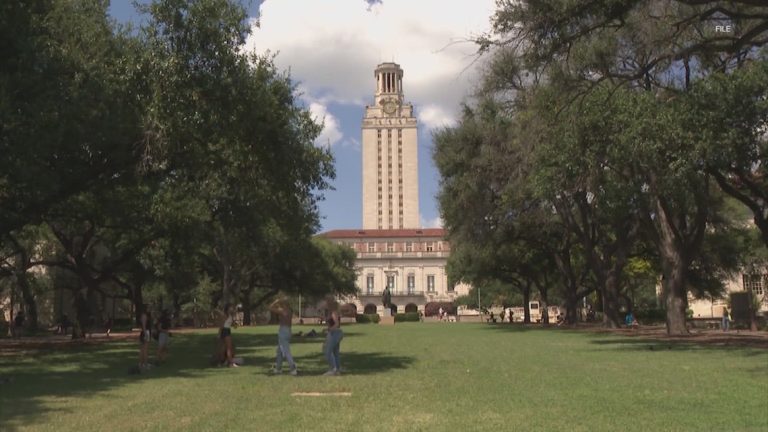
[307,101,343,147]
[244,0,496,128]
[418,104,457,130]
[421,215,443,228]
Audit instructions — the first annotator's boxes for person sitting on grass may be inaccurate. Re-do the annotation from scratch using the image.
[625,311,639,329]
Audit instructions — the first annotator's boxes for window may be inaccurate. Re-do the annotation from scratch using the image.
[387,274,395,290]
[387,242,394,253]
[743,274,764,295]
[427,275,435,292]
[367,242,375,253]
[405,242,413,252]
[366,275,375,294]
[407,274,415,293]
[447,283,455,293]
[426,242,434,252]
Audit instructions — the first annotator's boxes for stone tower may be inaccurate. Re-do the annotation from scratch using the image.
[361,62,419,229]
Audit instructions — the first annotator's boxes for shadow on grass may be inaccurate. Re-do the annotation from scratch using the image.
[0,328,403,430]
[258,350,416,377]
[478,322,768,352]
[585,334,768,355]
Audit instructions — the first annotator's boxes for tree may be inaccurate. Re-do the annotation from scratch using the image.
[480,0,768,335]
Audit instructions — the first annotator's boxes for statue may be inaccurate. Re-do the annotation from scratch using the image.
[382,286,392,309]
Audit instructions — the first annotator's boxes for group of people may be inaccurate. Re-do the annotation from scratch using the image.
[267,296,344,376]
[138,297,345,377]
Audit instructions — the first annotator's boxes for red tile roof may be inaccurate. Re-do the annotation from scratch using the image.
[318,228,446,239]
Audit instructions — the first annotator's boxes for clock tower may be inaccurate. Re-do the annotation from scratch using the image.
[361,63,419,230]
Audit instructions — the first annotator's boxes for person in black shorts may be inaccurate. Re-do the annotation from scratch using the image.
[218,304,236,367]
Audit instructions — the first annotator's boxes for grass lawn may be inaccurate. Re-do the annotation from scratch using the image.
[1,324,767,432]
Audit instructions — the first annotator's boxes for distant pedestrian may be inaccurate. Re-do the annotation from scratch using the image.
[500,309,506,323]
[138,310,152,370]
[722,307,730,332]
[104,316,113,337]
[323,298,343,376]
[156,310,172,364]
[270,298,297,375]
[439,307,444,321]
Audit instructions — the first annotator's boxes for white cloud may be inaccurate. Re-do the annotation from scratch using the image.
[308,101,343,147]
[418,104,457,130]
[421,215,443,228]
[244,0,496,129]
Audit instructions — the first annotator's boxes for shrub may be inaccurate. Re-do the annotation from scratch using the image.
[424,302,456,317]
[394,312,420,323]
[340,304,357,318]
[635,307,666,323]
[356,313,380,324]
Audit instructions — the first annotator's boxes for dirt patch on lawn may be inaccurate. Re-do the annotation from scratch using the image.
[0,327,214,358]
[0,332,138,357]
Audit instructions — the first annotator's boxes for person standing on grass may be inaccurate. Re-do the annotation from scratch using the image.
[218,304,237,367]
[323,298,343,376]
[138,310,152,370]
[270,298,298,375]
[722,307,731,332]
[156,309,172,364]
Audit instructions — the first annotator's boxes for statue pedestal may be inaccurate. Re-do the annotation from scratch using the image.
[380,316,395,326]
[381,309,392,317]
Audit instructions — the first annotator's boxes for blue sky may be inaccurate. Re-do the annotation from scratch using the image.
[109,0,496,232]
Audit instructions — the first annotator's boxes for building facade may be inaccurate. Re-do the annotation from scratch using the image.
[687,272,768,319]
[321,63,469,315]
[320,228,469,315]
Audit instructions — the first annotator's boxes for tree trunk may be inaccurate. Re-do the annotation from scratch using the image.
[602,272,622,328]
[133,284,144,328]
[172,290,181,328]
[16,271,39,332]
[71,287,89,339]
[662,256,689,335]
[241,286,252,326]
[564,283,579,325]
[522,282,531,324]
[537,278,550,325]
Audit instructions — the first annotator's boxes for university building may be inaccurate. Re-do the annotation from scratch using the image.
[320,63,470,315]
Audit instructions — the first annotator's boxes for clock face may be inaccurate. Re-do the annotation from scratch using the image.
[383,100,397,114]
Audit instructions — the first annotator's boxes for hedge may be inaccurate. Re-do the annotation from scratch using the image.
[394,312,421,323]
[356,313,381,324]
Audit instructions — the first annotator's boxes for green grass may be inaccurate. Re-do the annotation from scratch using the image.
[1,324,767,432]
